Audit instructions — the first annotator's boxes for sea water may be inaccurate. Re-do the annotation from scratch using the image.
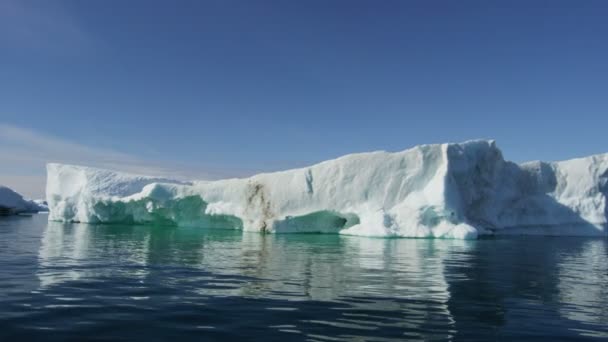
[0,214,606,341]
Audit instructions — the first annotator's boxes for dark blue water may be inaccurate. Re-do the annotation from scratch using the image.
[1,214,607,341]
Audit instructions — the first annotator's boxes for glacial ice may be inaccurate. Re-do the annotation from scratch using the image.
[46,140,608,239]
[0,185,48,213]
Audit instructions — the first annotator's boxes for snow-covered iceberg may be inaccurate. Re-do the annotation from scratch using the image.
[0,185,48,214]
[46,140,608,239]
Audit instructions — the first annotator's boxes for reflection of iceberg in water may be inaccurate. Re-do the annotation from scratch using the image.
[32,221,608,340]
[338,238,474,336]
[557,240,608,338]
[38,222,151,287]
[196,233,474,339]
[37,222,475,339]
[38,222,472,301]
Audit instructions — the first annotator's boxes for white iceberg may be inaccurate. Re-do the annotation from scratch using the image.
[0,185,48,214]
[32,199,49,212]
[46,140,608,239]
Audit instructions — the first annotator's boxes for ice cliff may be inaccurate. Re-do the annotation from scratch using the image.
[46,140,608,239]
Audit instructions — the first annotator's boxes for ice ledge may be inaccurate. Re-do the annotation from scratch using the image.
[46,140,608,239]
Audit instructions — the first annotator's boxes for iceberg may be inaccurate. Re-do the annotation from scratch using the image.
[46,140,608,239]
[33,199,49,212]
[0,185,48,214]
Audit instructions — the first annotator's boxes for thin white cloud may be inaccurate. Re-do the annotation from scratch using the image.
[0,123,217,199]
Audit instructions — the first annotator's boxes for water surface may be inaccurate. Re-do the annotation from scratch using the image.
[1,214,607,340]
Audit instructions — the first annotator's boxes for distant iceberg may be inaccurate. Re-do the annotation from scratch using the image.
[46,140,608,239]
[0,185,48,214]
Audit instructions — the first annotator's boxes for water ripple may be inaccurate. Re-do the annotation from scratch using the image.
[0,215,606,340]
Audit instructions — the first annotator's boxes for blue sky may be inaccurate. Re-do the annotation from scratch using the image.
[1,0,608,197]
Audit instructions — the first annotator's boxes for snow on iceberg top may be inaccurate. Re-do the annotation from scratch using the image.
[46,140,608,239]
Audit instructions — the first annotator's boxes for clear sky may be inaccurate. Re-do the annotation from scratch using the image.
[1,0,608,198]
